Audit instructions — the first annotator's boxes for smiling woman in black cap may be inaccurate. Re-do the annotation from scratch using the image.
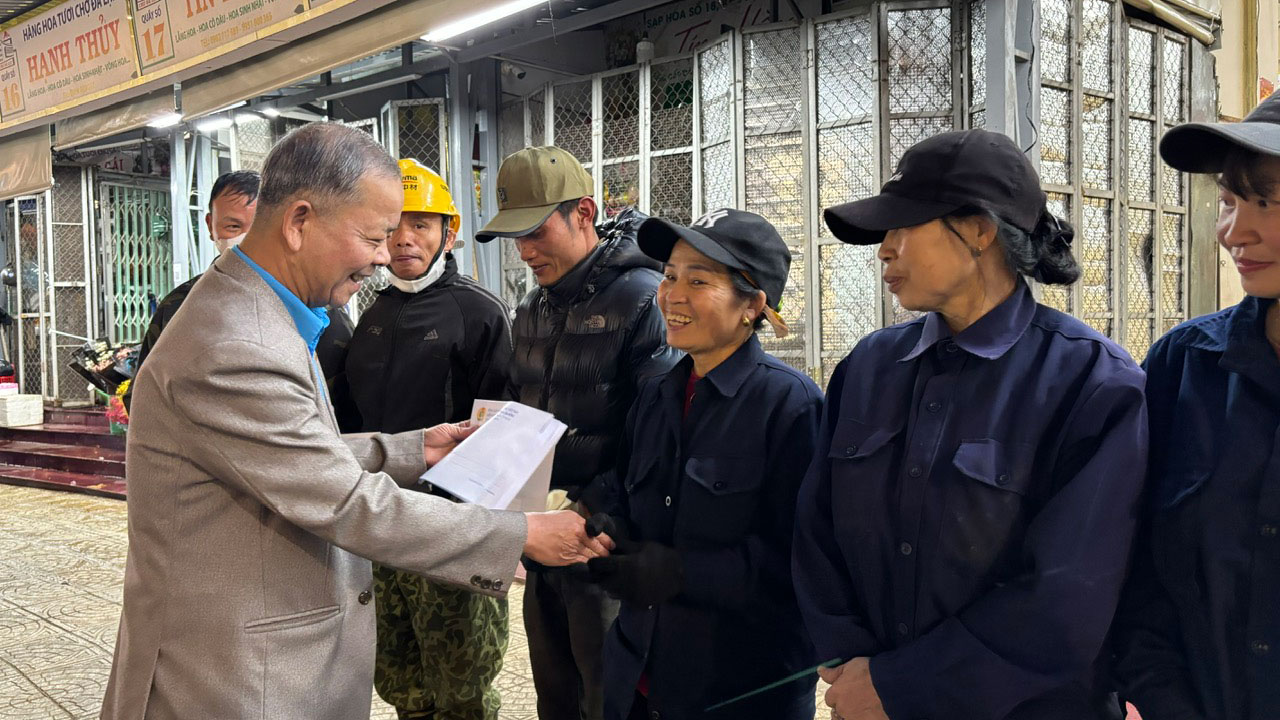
[577,208,822,720]
[1111,95,1280,720]
[792,129,1149,720]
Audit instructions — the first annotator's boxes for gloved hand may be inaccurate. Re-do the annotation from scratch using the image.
[585,512,633,550]
[586,541,683,606]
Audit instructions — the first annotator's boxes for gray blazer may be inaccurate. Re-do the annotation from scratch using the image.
[101,251,527,720]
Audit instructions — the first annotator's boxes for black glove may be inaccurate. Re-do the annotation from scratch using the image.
[585,512,633,549]
[586,541,683,606]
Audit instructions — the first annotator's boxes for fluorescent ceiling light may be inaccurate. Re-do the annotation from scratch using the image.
[234,112,263,125]
[422,0,546,43]
[195,116,234,133]
[212,101,247,113]
[147,112,183,129]
[314,73,422,101]
[262,108,281,117]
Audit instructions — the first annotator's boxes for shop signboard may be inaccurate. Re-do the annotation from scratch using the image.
[0,0,138,122]
[129,0,309,73]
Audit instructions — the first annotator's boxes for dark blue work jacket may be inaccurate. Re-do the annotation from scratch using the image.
[1113,296,1280,720]
[792,282,1148,720]
[596,335,822,720]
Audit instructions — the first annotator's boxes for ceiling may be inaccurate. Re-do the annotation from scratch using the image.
[0,0,51,26]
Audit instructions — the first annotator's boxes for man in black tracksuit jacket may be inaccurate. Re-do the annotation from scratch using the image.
[477,146,679,720]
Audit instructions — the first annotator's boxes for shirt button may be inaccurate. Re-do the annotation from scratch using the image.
[943,341,959,354]
[844,445,859,457]
[664,496,672,507]
[926,401,942,413]
[358,590,372,605]
[650,711,661,720]
[897,622,909,636]
[908,465,923,478]
[1261,524,1278,538]
[900,542,913,556]
[1252,640,1271,656]
[713,481,726,490]
[996,474,1010,486]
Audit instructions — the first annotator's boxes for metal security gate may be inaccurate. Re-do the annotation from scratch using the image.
[345,99,451,323]
[7,196,51,398]
[48,166,98,406]
[101,181,173,344]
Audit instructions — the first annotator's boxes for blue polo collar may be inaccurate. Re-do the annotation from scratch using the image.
[233,247,330,352]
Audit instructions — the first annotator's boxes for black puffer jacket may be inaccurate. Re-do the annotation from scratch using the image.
[334,254,512,434]
[509,209,681,494]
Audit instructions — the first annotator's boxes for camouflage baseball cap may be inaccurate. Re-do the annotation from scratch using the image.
[476,146,594,242]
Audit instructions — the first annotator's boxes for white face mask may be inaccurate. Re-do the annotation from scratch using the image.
[388,252,448,294]
[214,232,247,254]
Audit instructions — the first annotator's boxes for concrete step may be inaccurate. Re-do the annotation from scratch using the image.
[0,463,125,499]
[42,407,111,429]
[0,423,125,451]
[0,439,125,477]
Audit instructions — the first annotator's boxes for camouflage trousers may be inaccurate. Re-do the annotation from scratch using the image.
[374,563,510,720]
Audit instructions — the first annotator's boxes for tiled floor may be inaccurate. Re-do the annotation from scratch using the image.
[0,484,837,720]
[0,484,538,720]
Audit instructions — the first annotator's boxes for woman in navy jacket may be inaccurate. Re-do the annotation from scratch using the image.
[793,130,1149,720]
[1112,94,1280,720]
[580,209,822,720]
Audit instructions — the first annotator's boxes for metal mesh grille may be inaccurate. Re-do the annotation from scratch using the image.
[699,39,734,214]
[602,71,641,217]
[529,89,547,146]
[1040,88,1073,185]
[1128,118,1155,202]
[887,9,953,114]
[650,153,693,225]
[395,102,446,168]
[819,243,879,383]
[817,15,875,128]
[1161,212,1184,328]
[602,72,640,160]
[1127,28,1155,115]
[234,116,274,172]
[1081,0,1114,93]
[817,125,876,221]
[352,267,391,322]
[499,99,525,161]
[1080,197,1113,336]
[1041,192,1073,313]
[743,28,806,366]
[651,59,694,151]
[501,238,530,309]
[889,117,953,170]
[699,40,733,146]
[1082,97,1113,189]
[553,80,594,165]
[1041,0,1072,84]
[650,58,694,225]
[969,0,987,127]
[12,197,47,396]
[1161,38,1186,124]
[1123,208,1154,356]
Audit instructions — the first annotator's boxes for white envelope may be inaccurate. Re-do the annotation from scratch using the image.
[420,400,564,513]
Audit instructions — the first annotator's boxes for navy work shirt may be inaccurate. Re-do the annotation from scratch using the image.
[592,334,822,720]
[1113,296,1280,720]
[792,282,1148,719]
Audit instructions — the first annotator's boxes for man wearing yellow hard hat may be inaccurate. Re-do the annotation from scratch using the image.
[336,159,514,720]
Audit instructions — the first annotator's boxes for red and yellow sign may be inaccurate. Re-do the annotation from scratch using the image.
[0,0,138,122]
[129,0,306,73]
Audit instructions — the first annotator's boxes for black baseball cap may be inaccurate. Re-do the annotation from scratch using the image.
[1160,93,1280,173]
[638,209,792,337]
[824,129,1046,245]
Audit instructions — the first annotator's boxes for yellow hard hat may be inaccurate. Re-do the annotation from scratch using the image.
[399,158,460,233]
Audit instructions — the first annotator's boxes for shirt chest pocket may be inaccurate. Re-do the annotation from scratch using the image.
[827,418,902,529]
[681,455,766,544]
[940,439,1036,577]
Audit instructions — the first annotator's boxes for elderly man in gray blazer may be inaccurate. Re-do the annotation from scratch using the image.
[100,123,610,720]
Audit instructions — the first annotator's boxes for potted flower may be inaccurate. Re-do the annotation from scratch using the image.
[105,379,130,435]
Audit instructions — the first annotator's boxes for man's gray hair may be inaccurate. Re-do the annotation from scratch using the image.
[257,122,399,208]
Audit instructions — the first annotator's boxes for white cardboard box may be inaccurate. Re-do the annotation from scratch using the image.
[0,394,43,427]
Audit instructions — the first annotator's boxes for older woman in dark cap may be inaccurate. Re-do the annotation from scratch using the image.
[578,209,822,720]
[1112,94,1280,720]
[792,129,1149,720]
